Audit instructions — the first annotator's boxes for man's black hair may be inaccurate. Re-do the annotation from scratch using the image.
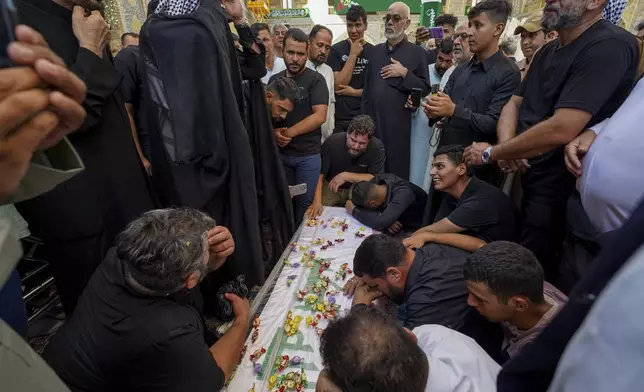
[266,77,298,104]
[433,144,465,164]
[353,234,407,278]
[346,4,368,24]
[636,20,644,33]
[321,306,429,392]
[147,0,159,17]
[436,13,459,29]
[309,24,333,41]
[438,38,454,55]
[347,114,375,137]
[468,0,512,25]
[284,28,309,48]
[251,22,270,36]
[121,32,139,46]
[349,181,378,209]
[464,241,546,304]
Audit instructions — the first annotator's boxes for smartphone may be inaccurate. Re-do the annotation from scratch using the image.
[289,183,307,198]
[0,0,18,68]
[430,84,440,95]
[428,27,444,40]
[410,88,422,107]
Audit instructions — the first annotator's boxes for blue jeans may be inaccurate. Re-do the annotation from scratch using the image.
[280,154,321,224]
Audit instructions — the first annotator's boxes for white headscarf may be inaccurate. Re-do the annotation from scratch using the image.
[154,0,199,16]
[603,0,627,25]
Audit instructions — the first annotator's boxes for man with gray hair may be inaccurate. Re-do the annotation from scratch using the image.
[272,23,288,58]
[43,208,248,392]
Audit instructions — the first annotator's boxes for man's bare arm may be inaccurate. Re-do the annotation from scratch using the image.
[342,172,374,183]
[125,103,151,174]
[492,108,592,161]
[419,231,486,253]
[413,217,464,235]
[285,105,328,137]
[497,95,523,143]
[334,54,357,87]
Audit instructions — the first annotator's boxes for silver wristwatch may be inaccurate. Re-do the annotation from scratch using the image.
[481,146,493,164]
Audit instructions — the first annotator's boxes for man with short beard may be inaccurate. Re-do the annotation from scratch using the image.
[441,23,474,90]
[269,28,329,223]
[15,0,158,315]
[345,234,504,359]
[463,0,639,282]
[362,1,430,181]
[307,25,335,141]
[306,115,385,217]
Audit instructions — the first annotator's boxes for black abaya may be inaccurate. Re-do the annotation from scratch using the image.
[362,39,430,180]
[15,0,158,314]
[139,1,264,290]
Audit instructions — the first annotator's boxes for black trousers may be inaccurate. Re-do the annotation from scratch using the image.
[519,167,575,282]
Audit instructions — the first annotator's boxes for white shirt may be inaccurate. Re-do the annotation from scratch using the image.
[414,325,500,392]
[548,244,644,392]
[306,59,335,142]
[261,55,286,85]
[577,78,644,234]
[440,64,457,92]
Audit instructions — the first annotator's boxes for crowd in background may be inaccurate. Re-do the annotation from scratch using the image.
[1,0,644,391]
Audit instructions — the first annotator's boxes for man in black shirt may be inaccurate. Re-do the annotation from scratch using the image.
[347,173,427,234]
[405,145,517,252]
[463,1,639,279]
[43,208,248,392]
[347,234,503,359]
[114,43,151,174]
[362,2,430,180]
[423,0,520,161]
[326,4,373,134]
[307,115,385,217]
[269,28,329,223]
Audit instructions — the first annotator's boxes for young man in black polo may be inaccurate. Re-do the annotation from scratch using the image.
[269,28,329,223]
[463,0,639,280]
[347,173,427,235]
[404,145,517,252]
[327,4,372,134]
[306,114,385,218]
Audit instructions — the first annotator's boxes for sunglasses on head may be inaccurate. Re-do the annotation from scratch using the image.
[383,14,403,23]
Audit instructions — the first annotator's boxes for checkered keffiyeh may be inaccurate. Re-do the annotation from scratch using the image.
[603,0,627,25]
[154,0,199,15]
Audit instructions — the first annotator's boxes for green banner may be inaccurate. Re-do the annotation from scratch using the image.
[266,8,310,18]
[420,0,442,27]
[334,0,420,14]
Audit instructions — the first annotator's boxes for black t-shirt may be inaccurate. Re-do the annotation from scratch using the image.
[326,40,372,124]
[269,68,329,156]
[43,249,224,392]
[320,132,385,186]
[352,173,427,231]
[114,46,149,154]
[402,244,472,330]
[516,20,638,179]
[435,177,518,243]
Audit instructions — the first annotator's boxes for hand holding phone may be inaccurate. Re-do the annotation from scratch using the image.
[410,88,422,108]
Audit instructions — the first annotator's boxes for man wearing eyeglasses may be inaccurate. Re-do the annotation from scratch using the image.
[362,1,430,181]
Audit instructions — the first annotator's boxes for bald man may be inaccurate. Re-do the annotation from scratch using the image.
[362,2,429,180]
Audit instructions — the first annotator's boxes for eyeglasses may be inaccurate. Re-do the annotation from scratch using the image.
[383,14,403,23]
[453,32,469,41]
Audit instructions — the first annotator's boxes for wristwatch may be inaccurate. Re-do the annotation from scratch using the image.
[481,146,493,164]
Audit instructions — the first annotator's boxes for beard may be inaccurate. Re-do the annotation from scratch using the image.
[387,284,406,305]
[385,28,406,41]
[542,2,585,30]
